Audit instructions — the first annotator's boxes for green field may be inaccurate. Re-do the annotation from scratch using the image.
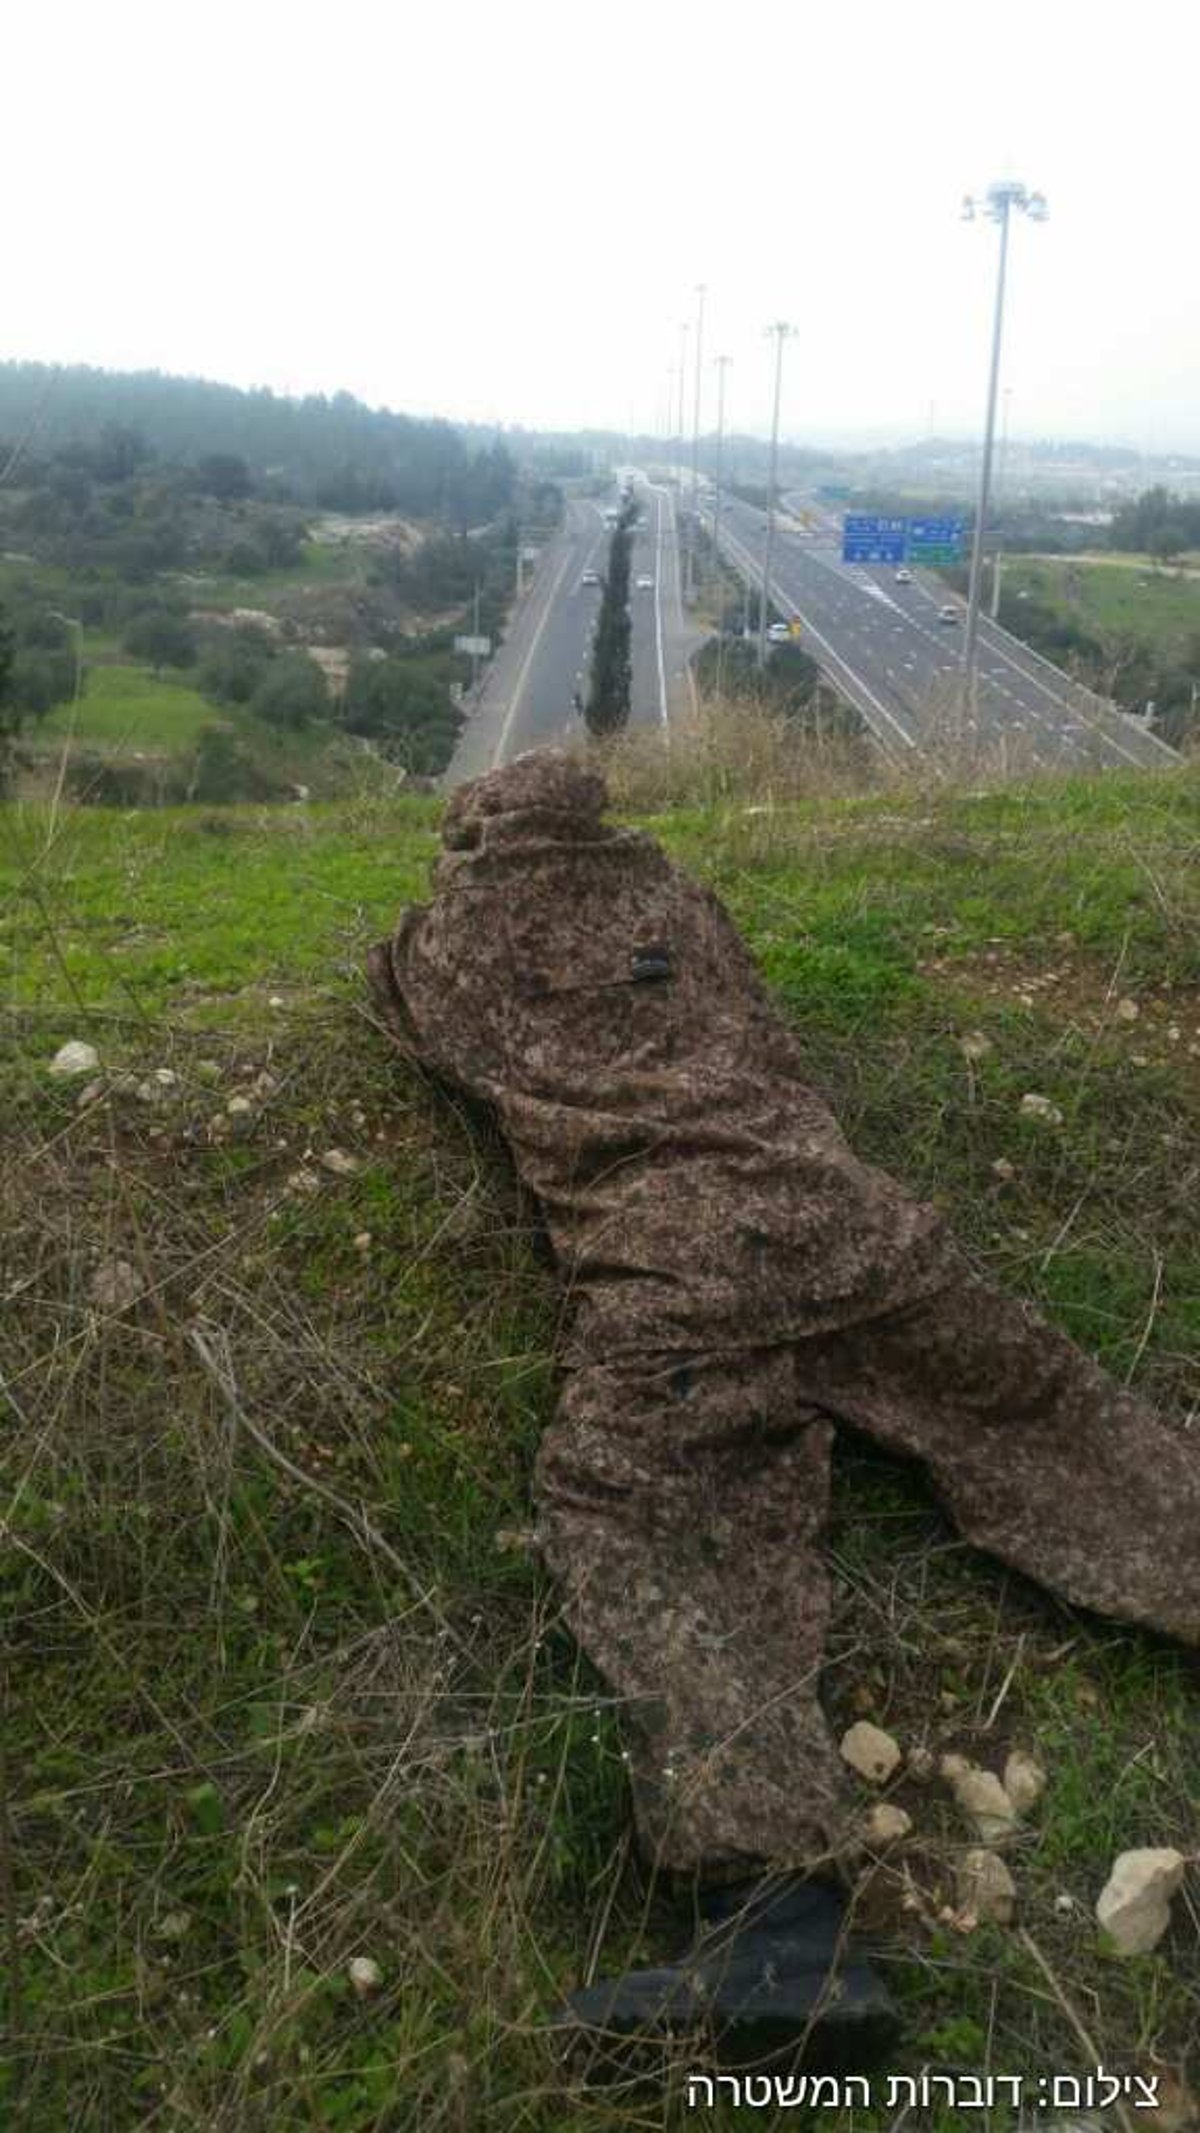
[37,660,222,751]
[1005,553,1200,664]
[4,767,1200,2128]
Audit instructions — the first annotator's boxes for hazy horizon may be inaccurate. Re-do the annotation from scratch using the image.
[5,0,1197,452]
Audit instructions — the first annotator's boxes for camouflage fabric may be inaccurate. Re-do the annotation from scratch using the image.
[369,751,1200,1880]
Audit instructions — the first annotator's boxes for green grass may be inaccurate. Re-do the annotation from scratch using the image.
[1004,554,1200,664]
[36,662,222,751]
[3,766,1199,2128]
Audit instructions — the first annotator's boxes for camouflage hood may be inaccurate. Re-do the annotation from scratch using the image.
[440,752,611,861]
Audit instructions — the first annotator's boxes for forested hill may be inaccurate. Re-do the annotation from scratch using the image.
[0,362,515,521]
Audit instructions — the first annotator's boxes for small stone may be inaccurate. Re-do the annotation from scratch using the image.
[865,1802,912,1845]
[906,1744,937,1783]
[320,1149,359,1177]
[77,1078,106,1108]
[943,1759,1018,1845]
[840,1722,902,1785]
[153,1909,192,1941]
[1003,1749,1047,1814]
[91,1259,145,1313]
[353,1231,372,1253]
[268,995,285,1009]
[957,1848,1016,1925]
[49,1040,99,1078]
[1115,997,1140,1022]
[286,1168,321,1195]
[151,1068,178,1089]
[347,1955,382,1997]
[253,1070,279,1099]
[991,1157,1016,1182]
[226,1094,254,1117]
[1096,1847,1185,1956]
[1019,1093,1064,1126]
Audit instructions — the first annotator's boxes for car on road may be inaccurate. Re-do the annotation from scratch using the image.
[635,575,654,591]
[580,570,600,587]
[767,621,792,644]
[894,567,913,584]
[938,604,959,624]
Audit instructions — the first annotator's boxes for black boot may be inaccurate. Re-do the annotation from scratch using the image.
[557,1874,900,2070]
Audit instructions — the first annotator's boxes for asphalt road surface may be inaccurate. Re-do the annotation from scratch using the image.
[446,480,697,786]
[711,495,1176,774]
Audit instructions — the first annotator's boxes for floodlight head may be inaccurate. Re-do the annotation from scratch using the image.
[1026,191,1049,221]
[961,194,976,220]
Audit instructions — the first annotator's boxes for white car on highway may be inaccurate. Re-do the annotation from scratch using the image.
[635,575,654,591]
[767,621,792,644]
[938,604,959,624]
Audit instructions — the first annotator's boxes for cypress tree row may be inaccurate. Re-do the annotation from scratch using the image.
[584,499,637,737]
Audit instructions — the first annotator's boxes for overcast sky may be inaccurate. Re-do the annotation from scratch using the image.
[6,0,1198,451]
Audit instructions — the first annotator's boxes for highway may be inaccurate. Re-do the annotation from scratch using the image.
[710,494,1177,773]
[446,478,696,786]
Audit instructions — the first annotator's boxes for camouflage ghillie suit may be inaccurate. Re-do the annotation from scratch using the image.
[368,752,1200,1882]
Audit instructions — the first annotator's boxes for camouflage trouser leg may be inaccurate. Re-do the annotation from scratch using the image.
[533,1349,856,1881]
[800,1271,1200,1650]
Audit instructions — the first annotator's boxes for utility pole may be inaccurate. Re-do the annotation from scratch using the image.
[713,355,731,699]
[960,181,1046,713]
[757,322,795,669]
[686,282,706,602]
[471,581,482,695]
[990,384,1013,619]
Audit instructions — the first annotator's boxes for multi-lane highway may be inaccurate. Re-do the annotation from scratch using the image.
[446,479,697,786]
[711,494,1176,773]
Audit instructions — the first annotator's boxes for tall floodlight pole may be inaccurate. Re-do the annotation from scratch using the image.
[757,322,795,669]
[686,282,706,601]
[712,355,731,698]
[676,323,689,475]
[960,181,1046,710]
[990,384,1014,618]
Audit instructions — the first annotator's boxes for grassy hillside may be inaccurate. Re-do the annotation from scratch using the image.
[1004,554,1200,669]
[3,766,1199,2129]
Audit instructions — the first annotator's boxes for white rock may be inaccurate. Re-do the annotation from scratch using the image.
[1003,1749,1047,1814]
[991,1156,1016,1182]
[906,1744,937,1783]
[347,1955,382,1997]
[353,1232,372,1253]
[943,1759,1018,1845]
[957,1848,1016,1925]
[268,995,285,1009]
[1020,1093,1064,1126]
[840,1722,902,1785]
[91,1259,145,1313]
[1115,997,1140,1022]
[286,1168,321,1196]
[865,1802,912,1845]
[49,1040,99,1078]
[226,1094,254,1117]
[153,1909,192,1941]
[1096,1847,1185,1956]
[320,1149,359,1178]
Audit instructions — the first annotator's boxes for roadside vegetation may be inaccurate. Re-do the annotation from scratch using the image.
[584,497,637,736]
[4,718,1199,2128]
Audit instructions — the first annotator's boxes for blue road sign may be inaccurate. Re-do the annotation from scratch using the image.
[907,516,965,564]
[842,514,906,564]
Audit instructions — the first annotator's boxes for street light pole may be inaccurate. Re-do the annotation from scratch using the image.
[960,181,1046,712]
[989,384,1014,618]
[686,283,706,602]
[757,322,795,669]
[712,355,731,700]
[676,323,689,474]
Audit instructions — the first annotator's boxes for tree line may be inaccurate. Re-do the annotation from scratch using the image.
[585,497,638,736]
